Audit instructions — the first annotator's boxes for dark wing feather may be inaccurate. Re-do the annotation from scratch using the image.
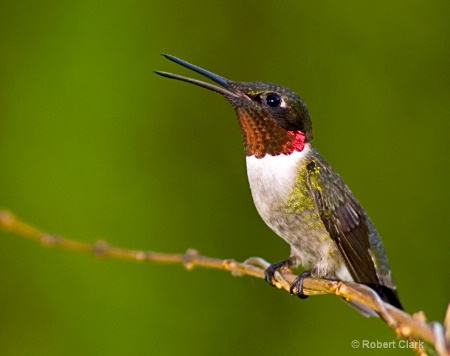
[305,152,402,309]
[306,156,380,288]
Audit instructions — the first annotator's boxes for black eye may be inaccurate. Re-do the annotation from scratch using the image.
[266,93,281,108]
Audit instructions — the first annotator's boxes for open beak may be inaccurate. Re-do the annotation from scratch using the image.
[154,54,240,98]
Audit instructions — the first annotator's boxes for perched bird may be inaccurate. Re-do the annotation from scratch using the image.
[155,54,402,315]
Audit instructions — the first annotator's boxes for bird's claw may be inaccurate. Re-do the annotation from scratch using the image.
[289,270,312,299]
[264,258,293,286]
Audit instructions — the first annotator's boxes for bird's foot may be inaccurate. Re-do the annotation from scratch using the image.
[289,270,312,299]
[264,258,294,286]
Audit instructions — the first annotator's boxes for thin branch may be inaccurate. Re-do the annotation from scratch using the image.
[0,210,448,356]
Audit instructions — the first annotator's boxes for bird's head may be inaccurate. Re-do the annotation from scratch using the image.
[155,54,312,158]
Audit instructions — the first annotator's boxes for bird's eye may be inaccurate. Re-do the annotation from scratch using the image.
[266,93,281,108]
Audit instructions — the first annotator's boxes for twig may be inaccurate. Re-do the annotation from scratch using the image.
[0,210,448,355]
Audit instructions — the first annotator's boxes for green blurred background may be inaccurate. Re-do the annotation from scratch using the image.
[1,1,449,355]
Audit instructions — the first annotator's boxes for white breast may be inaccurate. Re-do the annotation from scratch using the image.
[245,143,312,220]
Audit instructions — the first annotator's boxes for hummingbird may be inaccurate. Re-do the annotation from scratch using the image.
[155,54,402,315]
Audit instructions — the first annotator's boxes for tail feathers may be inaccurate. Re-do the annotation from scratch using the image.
[380,286,403,310]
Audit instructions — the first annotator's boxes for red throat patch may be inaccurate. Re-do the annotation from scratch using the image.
[237,110,306,158]
[283,131,306,154]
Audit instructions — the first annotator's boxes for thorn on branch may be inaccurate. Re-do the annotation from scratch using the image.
[134,251,148,261]
[183,249,198,270]
[94,240,109,257]
[40,234,60,246]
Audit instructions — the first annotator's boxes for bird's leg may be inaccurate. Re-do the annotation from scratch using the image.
[289,269,312,299]
[264,257,296,286]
